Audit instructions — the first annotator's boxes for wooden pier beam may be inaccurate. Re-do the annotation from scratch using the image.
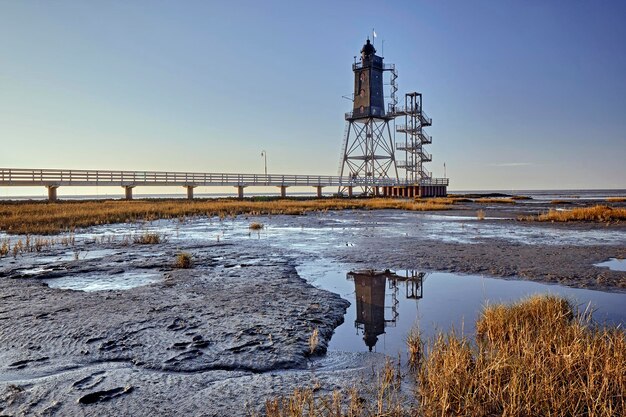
[315,186,323,198]
[123,186,135,200]
[47,186,58,202]
[347,186,353,197]
[279,185,288,198]
[185,185,196,200]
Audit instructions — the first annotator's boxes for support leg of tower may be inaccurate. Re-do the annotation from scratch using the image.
[123,186,134,200]
[185,185,196,200]
[47,186,58,202]
[316,186,323,198]
[374,186,380,197]
[236,186,245,199]
[347,186,353,198]
[279,186,287,198]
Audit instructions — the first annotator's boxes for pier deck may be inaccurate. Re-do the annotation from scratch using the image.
[0,168,449,200]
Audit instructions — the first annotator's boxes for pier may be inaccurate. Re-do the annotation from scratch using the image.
[0,168,449,201]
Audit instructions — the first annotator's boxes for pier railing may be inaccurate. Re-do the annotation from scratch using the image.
[0,168,449,200]
[0,168,448,187]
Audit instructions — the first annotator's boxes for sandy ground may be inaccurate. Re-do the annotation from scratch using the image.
[1,199,625,416]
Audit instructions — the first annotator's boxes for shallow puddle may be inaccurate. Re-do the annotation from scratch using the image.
[297,259,626,357]
[44,271,161,292]
[595,258,626,272]
[64,210,626,249]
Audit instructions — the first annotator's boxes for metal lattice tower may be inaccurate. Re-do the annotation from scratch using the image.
[338,39,399,195]
[395,92,433,183]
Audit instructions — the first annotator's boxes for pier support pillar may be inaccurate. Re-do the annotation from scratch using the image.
[279,186,288,198]
[123,186,134,200]
[374,186,380,197]
[236,186,245,199]
[185,185,196,200]
[347,186,353,197]
[47,186,58,202]
[315,186,323,198]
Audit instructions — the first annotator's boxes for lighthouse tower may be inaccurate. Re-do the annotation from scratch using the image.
[338,39,398,195]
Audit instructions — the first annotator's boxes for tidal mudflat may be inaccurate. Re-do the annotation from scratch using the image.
[0,198,625,415]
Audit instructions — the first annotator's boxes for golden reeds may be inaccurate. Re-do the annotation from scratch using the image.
[606,196,626,202]
[476,209,485,220]
[416,295,626,417]
[249,222,264,230]
[133,232,163,244]
[520,205,626,222]
[263,359,408,417]
[265,295,624,417]
[308,328,319,354]
[174,252,192,269]
[474,197,516,204]
[0,198,452,235]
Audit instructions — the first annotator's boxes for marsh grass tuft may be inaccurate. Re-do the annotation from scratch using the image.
[174,252,192,269]
[0,239,9,257]
[133,232,163,244]
[416,295,626,417]
[308,328,319,354]
[474,197,516,204]
[519,205,626,222]
[476,209,485,220]
[249,222,264,230]
[606,196,626,202]
[406,327,422,372]
[264,387,345,417]
[264,295,625,417]
[263,359,407,417]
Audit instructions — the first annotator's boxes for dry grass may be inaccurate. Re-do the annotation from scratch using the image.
[264,388,344,417]
[520,205,626,222]
[417,197,469,204]
[510,195,532,200]
[0,235,75,258]
[265,295,625,417]
[249,222,264,230]
[415,295,626,417]
[606,196,626,202]
[476,209,485,220]
[133,232,163,244]
[174,252,192,269]
[308,328,319,355]
[406,328,422,372]
[0,198,453,235]
[263,359,407,417]
[474,197,516,204]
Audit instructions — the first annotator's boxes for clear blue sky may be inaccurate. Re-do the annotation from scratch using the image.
[1,0,625,193]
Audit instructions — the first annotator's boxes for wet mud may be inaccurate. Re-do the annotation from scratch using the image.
[1,202,625,415]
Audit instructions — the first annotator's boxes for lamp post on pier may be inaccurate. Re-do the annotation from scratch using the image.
[261,150,267,184]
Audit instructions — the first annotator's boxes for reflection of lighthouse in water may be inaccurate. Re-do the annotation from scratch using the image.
[351,271,387,351]
[348,270,425,352]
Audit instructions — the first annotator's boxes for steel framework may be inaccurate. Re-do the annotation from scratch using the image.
[338,115,398,195]
[394,92,433,183]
